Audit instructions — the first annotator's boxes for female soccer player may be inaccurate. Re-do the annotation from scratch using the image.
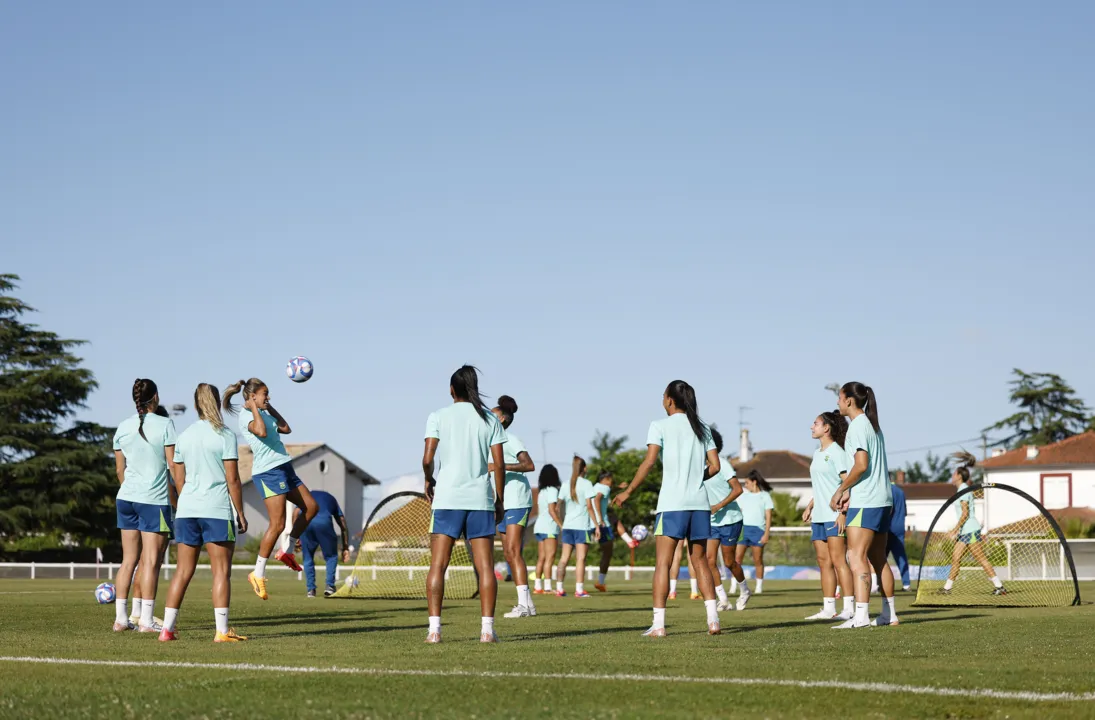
[422,366,507,643]
[556,457,596,598]
[224,378,318,600]
[942,452,1006,596]
[532,464,564,595]
[128,403,174,627]
[803,410,855,621]
[829,382,898,629]
[160,383,249,642]
[735,471,773,594]
[615,380,722,637]
[702,428,749,612]
[490,395,537,619]
[590,470,615,592]
[111,379,176,633]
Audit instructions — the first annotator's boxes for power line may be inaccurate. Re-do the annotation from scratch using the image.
[887,437,993,457]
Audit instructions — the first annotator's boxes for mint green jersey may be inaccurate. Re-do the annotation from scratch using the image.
[113,413,177,506]
[533,486,560,535]
[562,476,595,530]
[844,414,893,508]
[501,432,532,510]
[173,420,238,521]
[592,483,611,526]
[955,483,982,534]
[647,414,716,514]
[425,402,507,511]
[738,489,773,528]
[704,468,742,526]
[810,443,850,524]
[239,410,291,476]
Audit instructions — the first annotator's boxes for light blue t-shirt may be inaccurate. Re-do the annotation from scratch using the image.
[533,486,560,535]
[501,432,532,510]
[562,476,595,530]
[843,414,893,509]
[239,410,291,476]
[648,414,717,514]
[704,468,743,526]
[173,420,239,521]
[810,443,850,524]
[425,402,507,511]
[738,489,774,528]
[113,413,177,506]
[955,483,982,534]
[592,483,611,526]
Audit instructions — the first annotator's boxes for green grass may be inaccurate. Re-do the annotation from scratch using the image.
[1,576,1094,719]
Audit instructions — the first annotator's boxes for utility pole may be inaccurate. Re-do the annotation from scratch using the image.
[541,429,554,466]
[981,432,988,462]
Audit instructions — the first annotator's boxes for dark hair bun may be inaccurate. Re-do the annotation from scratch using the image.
[497,395,518,416]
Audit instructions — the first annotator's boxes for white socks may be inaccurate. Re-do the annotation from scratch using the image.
[690,579,699,594]
[704,599,718,624]
[517,585,530,608]
[140,599,155,628]
[254,556,268,578]
[652,607,666,630]
[534,578,543,591]
[214,608,229,635]
[669,580,678,594]
[428,615,441,633]
[130,597,142,618]
[885,596,897,620]
[575,582,585,594]
[756,579,764,593]
[715,584,728,603]
[943,578,955,591]
[481,617,494,634]
[556,580,564,592]
[823,597,836,614]
[991,576,1003,589]
[843,596,854,613]
[730,578,738,593]
[871,575,879,594]
[115,598,128,624]
[598,573,607,585]
[854,602,869,624]
[739,579,751,594]
[164,607,179,632]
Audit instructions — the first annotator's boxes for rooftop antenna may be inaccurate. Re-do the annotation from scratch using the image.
[825,383,840,398]
[170,404,187,417]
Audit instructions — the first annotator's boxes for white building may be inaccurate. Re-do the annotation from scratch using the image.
[729,429,813,504]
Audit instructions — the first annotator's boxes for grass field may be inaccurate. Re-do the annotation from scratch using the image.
[1,575,1094,719]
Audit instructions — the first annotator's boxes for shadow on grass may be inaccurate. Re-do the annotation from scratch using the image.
[257,623,424,639]
[511,625,653,641]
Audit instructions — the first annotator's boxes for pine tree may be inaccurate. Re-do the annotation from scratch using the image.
[985,369,1092,448]
[0,274,116,542]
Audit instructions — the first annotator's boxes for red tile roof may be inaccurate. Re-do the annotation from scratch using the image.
[730,451,812,480]
[980,432,1095,469]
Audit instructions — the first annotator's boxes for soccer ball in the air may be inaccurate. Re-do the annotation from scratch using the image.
[494,562,509,580]
[286,356,314,383]
[631,525,649,542]
[344,575,359,589]
[95,583,116,604]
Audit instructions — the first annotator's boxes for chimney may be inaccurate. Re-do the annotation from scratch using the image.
[895,470,906,484]
[739,428,753,463]
[991,448,1005,458]
[1026,446,1039,460]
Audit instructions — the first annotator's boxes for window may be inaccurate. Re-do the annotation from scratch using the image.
[1040,473,1072,509]
[319,460,329,475]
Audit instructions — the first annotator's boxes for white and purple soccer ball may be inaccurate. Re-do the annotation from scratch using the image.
[286,356,314,383]
[631,524,649,542]
[95,582,116,604]
[344,575,359,589]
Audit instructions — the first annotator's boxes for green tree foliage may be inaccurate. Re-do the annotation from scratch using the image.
[986,369,1092,448]
[585,431,662,530]
[770,491,804,526]
[903,451,952,484]
[0,274,116,542]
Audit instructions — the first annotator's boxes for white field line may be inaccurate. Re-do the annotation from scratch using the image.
[0,656,1092,704]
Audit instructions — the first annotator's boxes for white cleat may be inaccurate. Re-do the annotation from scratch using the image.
[528,603,537,617]
[871,614,900,627]
[138,621,164,633]
[735,590,752,611]
[480,631,499,643]
[716,599,734,612]
[642,626,667,638]
[503,605,531,619]
[835,608,855,621]
[805,610,837,621]
[831,618,870,630]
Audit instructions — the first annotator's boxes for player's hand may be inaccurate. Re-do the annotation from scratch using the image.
[424,478,435,502]
[488,463,495,473]
[836,512,846,534]
[342,549,351,563]
[236,514,248,534]
[594,526,601,542]
[761,533,770,545]
[613,490,630,507]
[494,499,505,524]
[295,538,302,552]
[802,506,813,523]
[839,490,850,511]
[829,490,842,512]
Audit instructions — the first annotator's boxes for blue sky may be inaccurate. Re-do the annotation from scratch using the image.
[4,2,1094,504]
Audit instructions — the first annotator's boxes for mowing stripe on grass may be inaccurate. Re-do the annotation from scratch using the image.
[1,656,1092,704]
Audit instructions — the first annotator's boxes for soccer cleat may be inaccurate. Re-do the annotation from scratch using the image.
[575,590,592,599]
[902,585,912,592]
[667,592,677,601]
[533,588,546,595]
[836,608,854,621]
[716,599,733,612]
[736,590,751,611]
[480,631,499,643]
[690,592,702,601]
[324,585,336,598]
[871,615,900,627]
[112,620,135,633]
[306,590,316,598]
[503,605,531,618]
[158,629,178,642]
[138,621,164,633]
[805,610,837,621]
[213,628,248,642]
[625,537,640,549]
[642,626,667,638]
[594,583,607,592]
[554,589,567,597]
[247,572,269,600]
[708,622,721,635]
[527,603,538,617]
[992,586,1007,596]
[831,618,869,630]
[275,550,303,572]
[425,631,441,644]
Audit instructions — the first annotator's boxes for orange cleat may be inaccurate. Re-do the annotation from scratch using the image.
[213,628,248,642]
[667,592,677,601]
[533,589,546,595]
[275,550,303,572]
[594,583,607,593]
[247,572,269,600]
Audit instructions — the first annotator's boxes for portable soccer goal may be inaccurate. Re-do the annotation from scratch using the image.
[914,482,1081,607]
[331,491,479,600]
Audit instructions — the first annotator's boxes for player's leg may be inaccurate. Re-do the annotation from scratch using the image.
[425,533,455,642]
[733,540,753,608]
[686,547,701,599]
[468,535,498,642]
[887,532,911,590]
[668,538,684,599]
[834,525,874,629]
[595,528,613,592]
[868,530,898,626]
[687,513,719,633]
[299,527,320,597]
[574,538,590,597]
[543,536,558,594]
[316,527,340,597]
[534,537,546,592]
[969,536,1006,593]
[943,541,968,593]
[501,514,530,612]
[136,530,168,631]
[161,538,200,641]
[282,483,318,563]
[129,566,144,625]
[208,539,245,642]
[828,535,855,619]
[646,533,679,637]
[251,493,287,598]
[706,538,729,609]
[113,528,141,631]
[751,545,765,593]
[556,541,573,596]
[808,538,837,619]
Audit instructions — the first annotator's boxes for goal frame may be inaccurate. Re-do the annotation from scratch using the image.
[914,481,1081,606]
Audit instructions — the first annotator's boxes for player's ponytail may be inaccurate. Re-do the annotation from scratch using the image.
[952,450,977,483]
[570,456,586,502]
[710,426,724,454]
[819,410,847,448]
[841,381,880,432]
[132,378,158,441]
[495,394,518,429]
[665,380,708,443]
[450,365,488,421]
[748,470,773,493]
[195,383,226,431]
[223,378,265,415]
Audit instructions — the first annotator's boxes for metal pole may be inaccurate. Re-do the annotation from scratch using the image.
[541,430,553,466]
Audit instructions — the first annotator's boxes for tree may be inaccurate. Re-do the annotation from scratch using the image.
[770,491,803,526]
[585,432,662,530]
[903,451,952,484]
[0,274,116,543]
[985,369,1092,448]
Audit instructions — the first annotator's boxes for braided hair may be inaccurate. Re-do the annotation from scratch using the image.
[132,378,159,441]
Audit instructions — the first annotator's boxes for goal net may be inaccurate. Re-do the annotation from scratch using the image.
[331,491,478,600]
[914,482,1080,607]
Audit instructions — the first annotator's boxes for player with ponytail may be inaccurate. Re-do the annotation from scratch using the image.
[489,395,538,619]
[532,464,564,595]
[615,380,722,637]
[701,427,750,611]
[941,451,1006,596]
[829,382,898,628]
[422,365,507,643]
[111,379,176,633]
[556,456,597,598]
[803,410,855,621]
[224,377,318,600]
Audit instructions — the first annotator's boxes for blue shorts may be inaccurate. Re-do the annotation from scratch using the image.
[175,517,236,546]
[654,510,711,542]
[534,532,557,542]
[560,528,592,546]
[431,509,495,540]
[598,525,615,544]
[740,525,766,547]
[958,530,982,545]
[252,463,305,499]
[710,521,743,547]
[846,507,892,533]
[496,507,532,533]
[811,521,844,542]
[116,500,173,534]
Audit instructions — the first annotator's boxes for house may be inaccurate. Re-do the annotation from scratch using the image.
[729,429,813,505]
[895,482,958,532]
[237,443,380,542]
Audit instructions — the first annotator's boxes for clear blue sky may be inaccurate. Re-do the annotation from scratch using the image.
[4,2,1094,491]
